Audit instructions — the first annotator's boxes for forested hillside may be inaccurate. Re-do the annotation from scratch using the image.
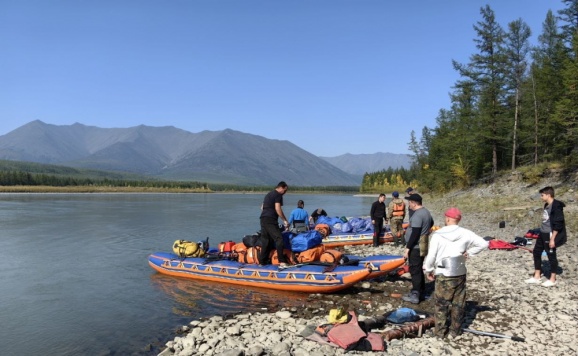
[362,2,578,193]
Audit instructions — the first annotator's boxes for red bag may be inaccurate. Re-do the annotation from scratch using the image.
[488,239,517,250]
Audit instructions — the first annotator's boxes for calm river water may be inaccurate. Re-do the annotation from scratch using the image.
[0,193,378,356]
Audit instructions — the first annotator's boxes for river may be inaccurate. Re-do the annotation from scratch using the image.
[0,192,382,355]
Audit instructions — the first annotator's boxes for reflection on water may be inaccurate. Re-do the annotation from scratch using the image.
[0,193,374,355]
[150,273,307,318]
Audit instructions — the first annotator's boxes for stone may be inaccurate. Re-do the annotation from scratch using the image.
[275,310,292,319]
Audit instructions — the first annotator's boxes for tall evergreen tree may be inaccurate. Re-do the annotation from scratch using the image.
[504,19,531,170]
[528,10,567,163]
[453,5,508,176]
[558,0,578,47]
[553,34,578,159]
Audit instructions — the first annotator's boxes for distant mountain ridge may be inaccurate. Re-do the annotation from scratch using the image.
[320,152,412,176]
[0,120,362,186]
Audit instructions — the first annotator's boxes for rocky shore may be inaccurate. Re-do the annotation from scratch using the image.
[158,177,577,356]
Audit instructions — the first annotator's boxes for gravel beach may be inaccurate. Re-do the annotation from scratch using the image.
[158,175,577,356]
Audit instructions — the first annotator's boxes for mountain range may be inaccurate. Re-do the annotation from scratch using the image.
[0,120,412,186]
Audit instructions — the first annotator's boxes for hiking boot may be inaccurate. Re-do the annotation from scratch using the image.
[402,291,420,304]
[449,329,462,338]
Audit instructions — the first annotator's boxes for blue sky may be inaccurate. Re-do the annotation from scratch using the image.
[0,1,566,157]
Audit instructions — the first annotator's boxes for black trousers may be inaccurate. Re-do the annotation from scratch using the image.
[533,232,558,274]
[373,218,384,246]
[409,248,425,295]
[259,219,287,264]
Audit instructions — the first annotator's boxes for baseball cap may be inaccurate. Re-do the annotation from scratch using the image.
[406,194,422,204]
[445,207,462,220]
[392,191,399,198]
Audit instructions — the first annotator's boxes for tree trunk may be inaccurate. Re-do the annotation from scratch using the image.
[512,87,519,170]
[532,74,539,165]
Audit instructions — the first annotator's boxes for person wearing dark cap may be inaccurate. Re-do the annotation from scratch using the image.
[423,207,488,338]
[387,191,406,246]
[405,187,416,219]
[402,193,434,304]
[309,208,327,224]
[370,193,387,247]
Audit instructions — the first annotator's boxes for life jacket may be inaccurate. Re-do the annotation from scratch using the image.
[392,199,405,217]
[294,244,325,263]
[172,240,205,258]
[232,242,247,254]
[320,249,343,264]
[314,224,331,238]
[326,311,385,351]
[270,249,295,265]
[243,246,261,264]
[218,241,235,253]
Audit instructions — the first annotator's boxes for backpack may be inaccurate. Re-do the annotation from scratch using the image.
[242,233,263,248]
[172,240,205,258]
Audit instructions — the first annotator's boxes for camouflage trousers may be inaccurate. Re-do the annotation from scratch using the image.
[434,274,466,338]
[389,217,404,244]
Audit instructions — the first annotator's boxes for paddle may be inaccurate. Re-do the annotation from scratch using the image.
[463,328,525,342]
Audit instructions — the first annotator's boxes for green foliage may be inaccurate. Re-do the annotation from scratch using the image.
[391,3,578,192]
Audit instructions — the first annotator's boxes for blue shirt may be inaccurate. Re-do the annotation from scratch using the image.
[288,207,309,226]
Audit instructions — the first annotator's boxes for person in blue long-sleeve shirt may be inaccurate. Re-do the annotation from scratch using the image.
[288,200,309,233]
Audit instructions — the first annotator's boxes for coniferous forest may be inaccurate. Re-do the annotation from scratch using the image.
[362,2,578,193]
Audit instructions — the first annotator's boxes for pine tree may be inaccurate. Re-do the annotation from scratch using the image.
[527,10,567,163]
[453,5,508,176]
[504,18,531,170]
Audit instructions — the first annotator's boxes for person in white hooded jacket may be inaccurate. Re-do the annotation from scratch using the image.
[423,207,488,338]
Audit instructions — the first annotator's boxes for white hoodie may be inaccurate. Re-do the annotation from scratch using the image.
[423,225,489,276]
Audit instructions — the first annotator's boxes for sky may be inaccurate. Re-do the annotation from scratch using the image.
[0,1,568,157]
